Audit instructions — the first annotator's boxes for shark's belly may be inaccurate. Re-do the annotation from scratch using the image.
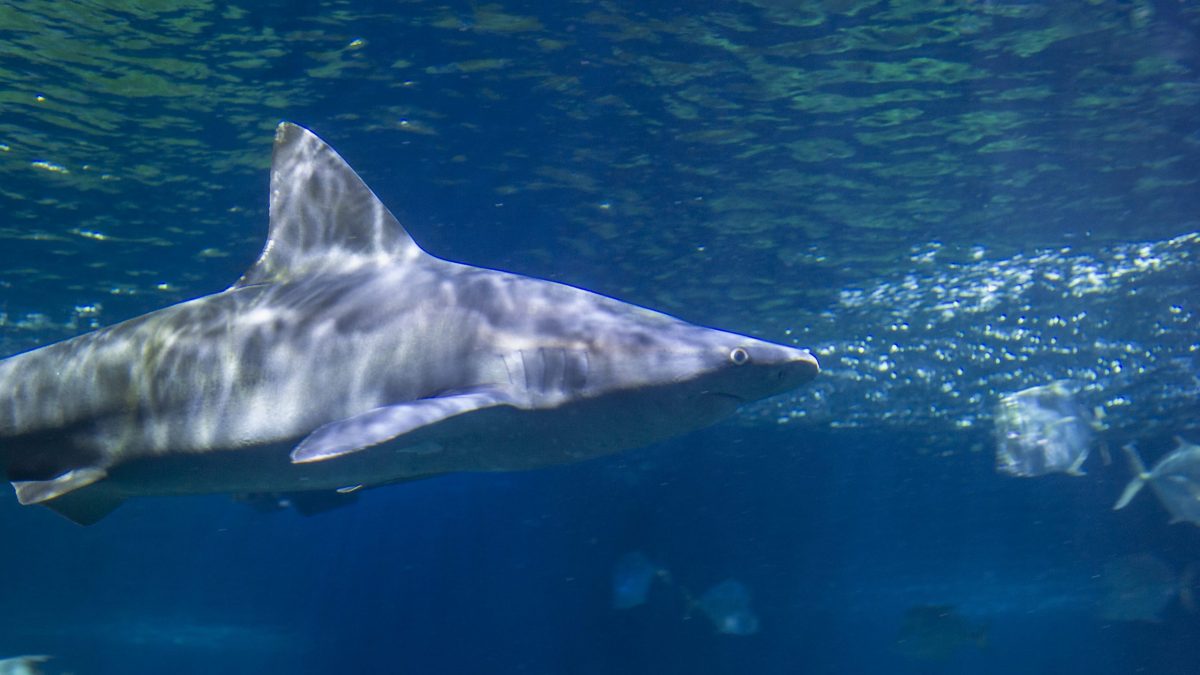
[103,386,724,499]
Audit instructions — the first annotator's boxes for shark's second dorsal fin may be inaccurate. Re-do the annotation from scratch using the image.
[234,122,430,287]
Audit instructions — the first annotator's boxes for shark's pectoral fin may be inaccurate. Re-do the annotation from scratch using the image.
[12,468,124,525]
[291,389,514,463]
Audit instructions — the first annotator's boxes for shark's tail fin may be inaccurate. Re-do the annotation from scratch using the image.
[1113,444,1150,510]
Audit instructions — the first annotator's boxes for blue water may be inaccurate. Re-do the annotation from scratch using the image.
[2,1,1199,673]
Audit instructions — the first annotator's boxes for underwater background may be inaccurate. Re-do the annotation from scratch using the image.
[1,1,1198,673]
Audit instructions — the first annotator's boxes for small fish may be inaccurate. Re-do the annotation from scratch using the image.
[896,605,987,661]
[994,381,1092,477]
[611,551,663,610]
[1114,438,1200,526]
[0,655,51,675]
[1098,553,1190,623]
[695,579,759,636]
[609,555,757,635]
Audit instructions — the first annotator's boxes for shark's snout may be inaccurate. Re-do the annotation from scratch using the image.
[765,347,820,394]
[788,347,820,378]
[750,341,819,379]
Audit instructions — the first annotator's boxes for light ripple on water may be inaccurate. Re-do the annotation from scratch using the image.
[752,231,1199,446]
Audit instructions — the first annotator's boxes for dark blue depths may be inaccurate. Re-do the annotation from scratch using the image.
[2,425,1198,675]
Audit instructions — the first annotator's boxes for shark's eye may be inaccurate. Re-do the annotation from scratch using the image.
[729,347,750,366]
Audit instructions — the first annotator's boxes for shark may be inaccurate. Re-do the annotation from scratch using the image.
[0,123,819,525]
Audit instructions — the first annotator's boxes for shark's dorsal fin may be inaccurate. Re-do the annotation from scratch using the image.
[234,122,430,287]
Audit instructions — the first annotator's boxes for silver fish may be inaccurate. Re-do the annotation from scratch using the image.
[1114,437,1200,526]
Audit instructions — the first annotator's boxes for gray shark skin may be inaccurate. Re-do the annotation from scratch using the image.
[0,123,819,524]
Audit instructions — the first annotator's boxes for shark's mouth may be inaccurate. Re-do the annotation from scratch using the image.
[702,392,746,403]
[693,392,748,421]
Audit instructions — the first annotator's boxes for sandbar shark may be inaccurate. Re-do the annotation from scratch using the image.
[0,123,818,524]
